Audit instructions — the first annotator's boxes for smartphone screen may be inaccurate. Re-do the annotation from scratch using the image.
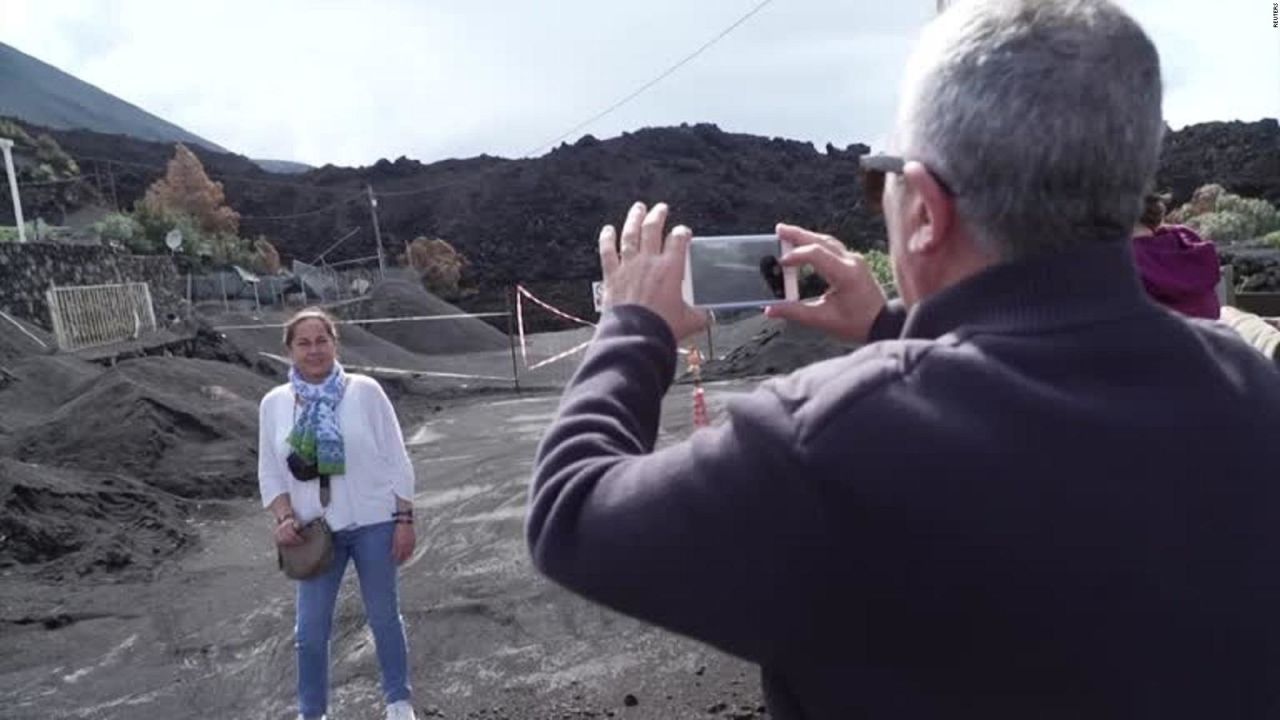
[687,234,785,307]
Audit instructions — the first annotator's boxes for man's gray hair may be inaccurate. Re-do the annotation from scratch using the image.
[897,0,1164,258]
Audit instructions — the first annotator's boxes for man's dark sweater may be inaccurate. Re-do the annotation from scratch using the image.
[527,241,1280,719]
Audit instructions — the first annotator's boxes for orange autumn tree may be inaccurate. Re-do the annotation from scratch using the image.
[138,144,240,236]
[132,144,253,263]
[406,236,465,296]
[254,236,282,274]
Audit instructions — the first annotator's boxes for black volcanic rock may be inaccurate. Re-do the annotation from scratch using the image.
[4,117,1277,322]
[1156,119,1280,205]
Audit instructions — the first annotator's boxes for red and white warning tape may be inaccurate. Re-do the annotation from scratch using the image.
[527,339,594,370]
[512,284,692,372]
[515,285,597,328]
[514,284,599,371]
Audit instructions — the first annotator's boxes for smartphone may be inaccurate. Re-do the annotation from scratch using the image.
[682,234,798,309]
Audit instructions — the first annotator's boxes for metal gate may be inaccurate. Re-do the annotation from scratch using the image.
[46,282,157,351]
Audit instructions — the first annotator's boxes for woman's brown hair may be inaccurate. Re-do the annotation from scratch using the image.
[1139,192,1171,231]
[283,307,340,347]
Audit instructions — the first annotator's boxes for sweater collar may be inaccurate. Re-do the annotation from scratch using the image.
[901,239,1151,340]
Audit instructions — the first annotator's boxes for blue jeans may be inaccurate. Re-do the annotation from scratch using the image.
[295,521,410,718]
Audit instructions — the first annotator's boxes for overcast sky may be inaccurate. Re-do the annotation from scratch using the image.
[1,0,1276,168]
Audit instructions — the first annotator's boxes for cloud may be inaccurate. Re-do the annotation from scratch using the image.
[1,0,1274,167]
[1117,0,1280,129]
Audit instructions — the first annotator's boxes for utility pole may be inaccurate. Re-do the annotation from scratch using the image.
[0,138,27,243]
[106,160,119,211]
[366,184,386,278]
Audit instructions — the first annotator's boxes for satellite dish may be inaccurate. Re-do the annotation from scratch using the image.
[165,229,183,251]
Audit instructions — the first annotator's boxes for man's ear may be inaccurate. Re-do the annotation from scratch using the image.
[902,161,955,255]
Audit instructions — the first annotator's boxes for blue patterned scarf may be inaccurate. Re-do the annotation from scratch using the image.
[288,362,347,476]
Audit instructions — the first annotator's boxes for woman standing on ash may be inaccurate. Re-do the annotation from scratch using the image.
[257,307,419,720]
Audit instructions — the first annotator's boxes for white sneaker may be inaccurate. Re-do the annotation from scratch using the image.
[386,700,417,720]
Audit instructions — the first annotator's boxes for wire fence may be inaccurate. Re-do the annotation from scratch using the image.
[184,256,386,310]
[205,281,736,394]
[37,266,758,392]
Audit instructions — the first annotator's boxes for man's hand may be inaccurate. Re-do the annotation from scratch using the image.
[599,202,708,343]
[392,522,416,566]
[764,223,887,343]
[274,517,303,546]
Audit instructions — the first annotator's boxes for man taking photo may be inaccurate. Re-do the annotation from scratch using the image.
[526,1,1280,717]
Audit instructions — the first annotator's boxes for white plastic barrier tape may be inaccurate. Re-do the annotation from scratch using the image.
[258,352,511,382]
[515,286,529,367]
[0,310,48,348]
[214,311,509,332]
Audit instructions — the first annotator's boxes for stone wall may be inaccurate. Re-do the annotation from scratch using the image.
[0,242,183,330]
[1220,246,1280,293]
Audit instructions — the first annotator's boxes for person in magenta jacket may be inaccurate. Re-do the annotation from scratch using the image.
[1131,192,1222,319]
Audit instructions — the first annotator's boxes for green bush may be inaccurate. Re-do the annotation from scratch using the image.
[124,202,262,269]
[201,232,258,269]
[1262,230,1280,250]
[1217,195,1280,237]
[93,213,146,252]
[1174,185,1280,244]
[0,222,37,243]
[0,122,79,182]
[34,133,77,176]
[863,249,897,298]
[133,204,202,255]
[1186,212,1257,244]
[0,119,35,147]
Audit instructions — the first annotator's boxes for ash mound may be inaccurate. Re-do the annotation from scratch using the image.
[12,357,273,499]
[360,278,509,355]
[0,356,273,578]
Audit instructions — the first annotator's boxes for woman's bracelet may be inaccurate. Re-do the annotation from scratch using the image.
[276,513,295,525]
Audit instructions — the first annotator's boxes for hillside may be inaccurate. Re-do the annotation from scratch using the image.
[2,116,1277,322]
[0,43,226,153]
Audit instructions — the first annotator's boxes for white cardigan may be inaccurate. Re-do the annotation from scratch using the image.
[257,373,415,530]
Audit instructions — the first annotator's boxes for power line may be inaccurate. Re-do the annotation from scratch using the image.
[519,0,776,158]
[238,191,366,221]
[45,1,778,222]
[0,175,86,187]
[71,154,340,193]
[59,153,365,222]
[311,227,363,264]
[63,154,368,223]
[376,174,496,199]
[365,0,777,202]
